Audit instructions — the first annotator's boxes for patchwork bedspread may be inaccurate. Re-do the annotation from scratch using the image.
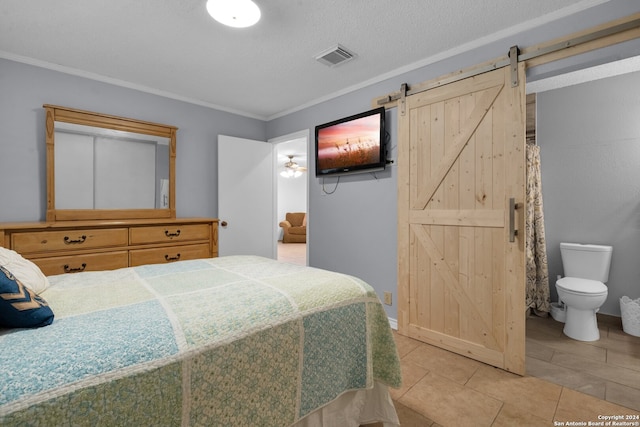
[0,255,401,426]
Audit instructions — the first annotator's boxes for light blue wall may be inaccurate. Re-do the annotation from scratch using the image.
[0,58,266,222]
[267,0,640,319]
[2,1,640,321]
[539,70,640,316]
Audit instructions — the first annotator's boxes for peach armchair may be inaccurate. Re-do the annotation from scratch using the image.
[279,212,306,243]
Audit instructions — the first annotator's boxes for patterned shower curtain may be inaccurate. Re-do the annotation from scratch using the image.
[525,144,551,315]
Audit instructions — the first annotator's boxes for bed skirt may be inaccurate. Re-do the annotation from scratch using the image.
[293,381,399,427]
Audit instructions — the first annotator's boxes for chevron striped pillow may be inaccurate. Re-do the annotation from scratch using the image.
[0,266,54,328]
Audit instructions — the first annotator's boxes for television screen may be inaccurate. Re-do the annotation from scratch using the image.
[315,107,386,177]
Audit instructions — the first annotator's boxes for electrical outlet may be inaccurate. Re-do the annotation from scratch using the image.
[383,292,392,305]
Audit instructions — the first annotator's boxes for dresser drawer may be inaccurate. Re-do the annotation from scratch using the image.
[12,228,129,254]
[129,243,211,267]
[129,224,210,245]
[34,251,129,276]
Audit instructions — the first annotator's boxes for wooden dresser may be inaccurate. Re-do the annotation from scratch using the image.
[0,218,218,276]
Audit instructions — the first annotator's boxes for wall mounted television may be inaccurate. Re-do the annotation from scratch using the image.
[315,107,386,177]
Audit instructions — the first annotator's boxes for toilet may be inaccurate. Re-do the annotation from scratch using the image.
[556,242,612,341]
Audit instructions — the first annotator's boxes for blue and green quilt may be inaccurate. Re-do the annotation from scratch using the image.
[0,255,401,426]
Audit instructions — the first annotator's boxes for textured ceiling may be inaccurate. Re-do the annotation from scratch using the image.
[0,0,609,120]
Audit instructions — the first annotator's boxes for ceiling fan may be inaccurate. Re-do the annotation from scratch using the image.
[280,155,307,178]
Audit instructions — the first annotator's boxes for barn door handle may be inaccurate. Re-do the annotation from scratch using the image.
[509,198,519,242]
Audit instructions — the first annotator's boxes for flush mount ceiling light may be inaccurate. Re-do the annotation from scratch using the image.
[206,0,261,28]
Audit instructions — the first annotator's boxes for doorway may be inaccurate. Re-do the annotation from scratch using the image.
[523,58,640,409]
[270,131,309,266]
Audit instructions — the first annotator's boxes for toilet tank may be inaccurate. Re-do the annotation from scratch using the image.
[560,243,613,282]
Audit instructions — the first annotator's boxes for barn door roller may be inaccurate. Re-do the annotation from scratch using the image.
[509,46,520,87]
[400,83,408,116]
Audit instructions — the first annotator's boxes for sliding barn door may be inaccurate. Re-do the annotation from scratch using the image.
[397,65,526,374]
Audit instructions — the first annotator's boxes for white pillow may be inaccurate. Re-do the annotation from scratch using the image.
[0,247,50,294]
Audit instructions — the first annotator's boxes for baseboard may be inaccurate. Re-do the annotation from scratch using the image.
[388,317,398,330]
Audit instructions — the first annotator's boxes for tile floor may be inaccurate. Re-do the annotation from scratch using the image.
[277,241,306,265]
[525,312,640,412]
[382,314,640,426]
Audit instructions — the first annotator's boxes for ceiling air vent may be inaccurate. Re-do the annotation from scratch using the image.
[315,44,356,67]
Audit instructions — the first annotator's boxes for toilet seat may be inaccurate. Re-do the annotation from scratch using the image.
[556,277,607,295]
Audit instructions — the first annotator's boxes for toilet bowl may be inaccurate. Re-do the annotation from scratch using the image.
[556,277,607,341]
[555,243,612,342]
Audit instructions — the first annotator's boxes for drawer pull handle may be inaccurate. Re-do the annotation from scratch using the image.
[164,229,181,238]
[64,235,87,244]
[64,263,87,273]
[165,253,181,262]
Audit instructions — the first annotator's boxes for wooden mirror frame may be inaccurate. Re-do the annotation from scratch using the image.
[45,104,177,221]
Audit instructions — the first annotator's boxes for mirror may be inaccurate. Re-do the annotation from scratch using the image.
[45,104,176,221]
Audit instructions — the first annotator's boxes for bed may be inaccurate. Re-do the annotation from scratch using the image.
[0,254,402,426]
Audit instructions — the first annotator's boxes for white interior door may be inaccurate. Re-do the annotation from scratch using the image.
[218,135,275,258]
